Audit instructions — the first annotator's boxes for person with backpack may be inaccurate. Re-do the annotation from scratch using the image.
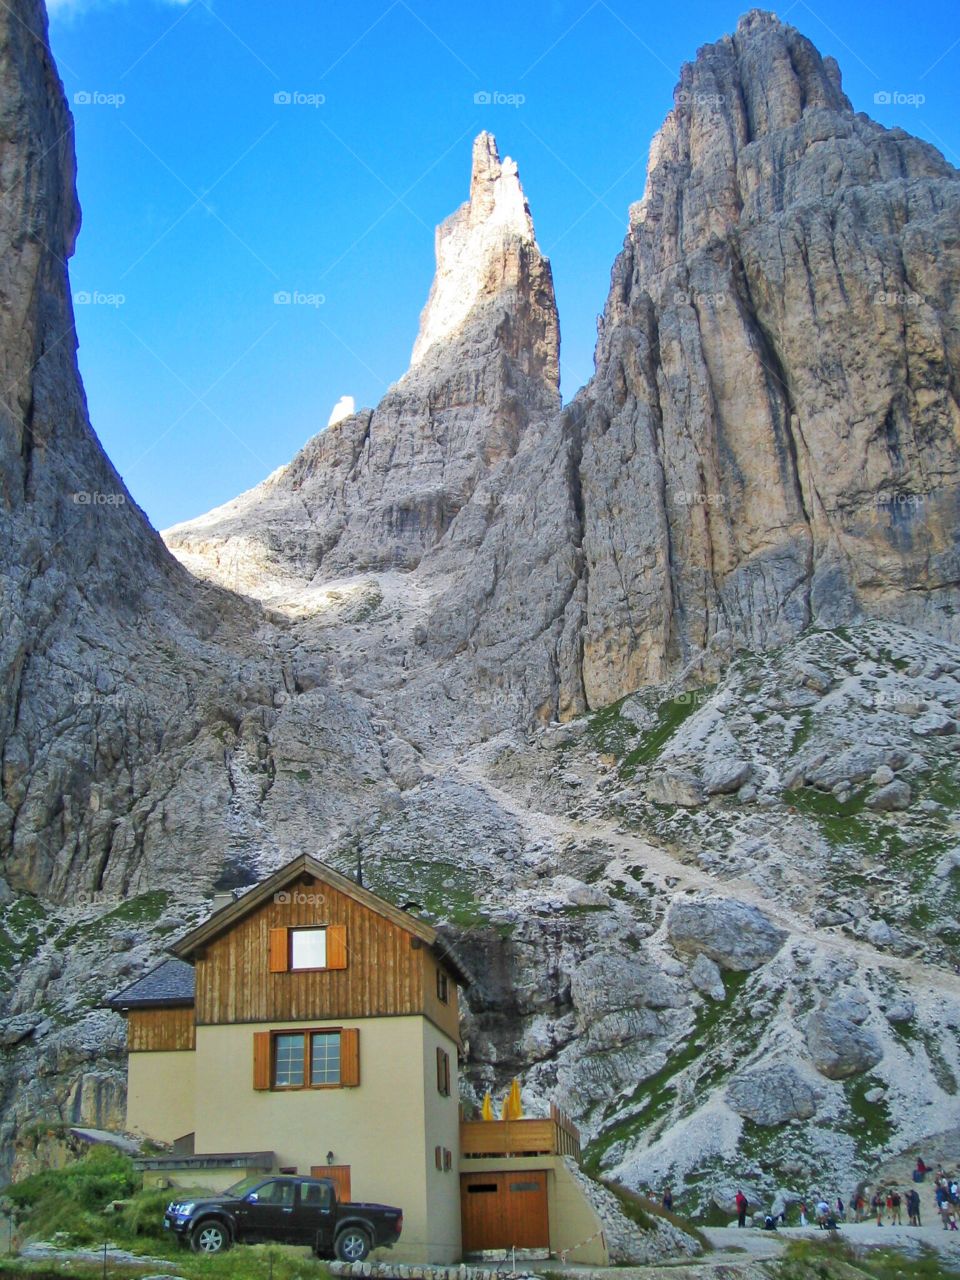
[736,1189,749,1228]
[872,1192,883,1225]
[890,1190,902,1225]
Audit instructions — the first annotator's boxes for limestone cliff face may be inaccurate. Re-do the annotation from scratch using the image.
[429,10,960,715]
[0,0,254,904]
[6,0,960,1225]
[165,132,560,583]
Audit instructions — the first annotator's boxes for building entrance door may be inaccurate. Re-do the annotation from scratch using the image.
[311,1164,352,1202]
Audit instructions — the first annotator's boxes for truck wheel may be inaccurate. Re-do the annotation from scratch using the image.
[335,1227,372,1262]
[190,1220,230,1253]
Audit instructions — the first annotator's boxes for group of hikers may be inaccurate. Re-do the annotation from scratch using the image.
[723,1157,960,1231]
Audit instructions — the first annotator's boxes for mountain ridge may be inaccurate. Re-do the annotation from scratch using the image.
[2,2,960,1232]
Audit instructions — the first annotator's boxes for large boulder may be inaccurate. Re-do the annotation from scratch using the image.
[666,897,787,970]
[702,758,752,795]
[866,780,912,811]
[806,999,883,1079]
[645,770,705,807]
[726,1063,819,1126]
[689,953,726,1000]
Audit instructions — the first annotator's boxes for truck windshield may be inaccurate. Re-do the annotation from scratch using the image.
[224,1177,267,1199]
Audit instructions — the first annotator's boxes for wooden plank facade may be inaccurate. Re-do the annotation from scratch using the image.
[127,1006,196,1052]
[192,875,460,1039]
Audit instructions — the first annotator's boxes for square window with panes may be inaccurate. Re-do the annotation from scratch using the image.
[260,1027,359,1090]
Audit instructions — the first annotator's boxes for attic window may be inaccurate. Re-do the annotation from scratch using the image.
[268,924,347,973]
[291,928,327,970]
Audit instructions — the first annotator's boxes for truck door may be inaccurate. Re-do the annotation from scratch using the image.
[298,1179,336,1251]
[240,1179,297,1242]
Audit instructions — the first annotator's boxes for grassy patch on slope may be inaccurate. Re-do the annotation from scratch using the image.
[583,971,752,1174]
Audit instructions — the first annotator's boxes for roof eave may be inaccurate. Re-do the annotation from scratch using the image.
[107,997,196,1012]
[170,853,442,959]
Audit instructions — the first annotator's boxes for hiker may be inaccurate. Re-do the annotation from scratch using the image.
[915,1157,928,1182]
[736,1189,749,1228]
[855,1194,866,1222]
[890,1190,902,1225]
[872,1192,883,1225]
[836,1196,845,1221]
[815,1198,831,1228]
[907,1188,921,1227]
[937,1184,951,1229]
[799,1201,808,1226]
[661,1188,673,1213]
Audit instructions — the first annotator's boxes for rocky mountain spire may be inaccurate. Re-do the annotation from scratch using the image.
[166,132,560,582]
[411,132,539,366]
[427,8,960,719]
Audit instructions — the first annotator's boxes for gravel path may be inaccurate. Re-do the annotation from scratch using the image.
[705,1218,960,1261]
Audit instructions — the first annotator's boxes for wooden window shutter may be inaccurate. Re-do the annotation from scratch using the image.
[268,927,289,973]
[340,1027,360,1087]
[326,924,347,970]
[253,1032,272,1090]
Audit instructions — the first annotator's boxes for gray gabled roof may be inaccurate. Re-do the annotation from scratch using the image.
[107,958,196,1009]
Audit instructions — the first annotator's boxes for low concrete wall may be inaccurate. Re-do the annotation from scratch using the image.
[461,1155,608,1266]
[141,1164,272,1192]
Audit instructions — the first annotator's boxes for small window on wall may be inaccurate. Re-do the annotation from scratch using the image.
[436,1047,451,1097]
[311,1031,341,1085]
[291,927,327,970]
[437,969,449,1004]
[253,1027,360,1090]
[275,1033,306,1087]
[269,924,348,973]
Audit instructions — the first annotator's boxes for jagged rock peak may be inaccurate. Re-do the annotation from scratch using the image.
[410,131,542,367]
[466,130,534,236]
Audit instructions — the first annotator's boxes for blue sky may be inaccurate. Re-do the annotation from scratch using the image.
[48,0,960,530]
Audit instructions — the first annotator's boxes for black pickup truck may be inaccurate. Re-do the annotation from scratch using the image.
[163,1174,403,1260]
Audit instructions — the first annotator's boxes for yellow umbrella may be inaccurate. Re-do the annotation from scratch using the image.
[505,1078,523,1120]
[481,1092,494,1121]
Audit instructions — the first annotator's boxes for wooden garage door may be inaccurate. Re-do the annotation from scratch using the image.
[460,1171,548,1251]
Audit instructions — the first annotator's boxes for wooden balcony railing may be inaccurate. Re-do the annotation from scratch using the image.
[460,1104,581,1161]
